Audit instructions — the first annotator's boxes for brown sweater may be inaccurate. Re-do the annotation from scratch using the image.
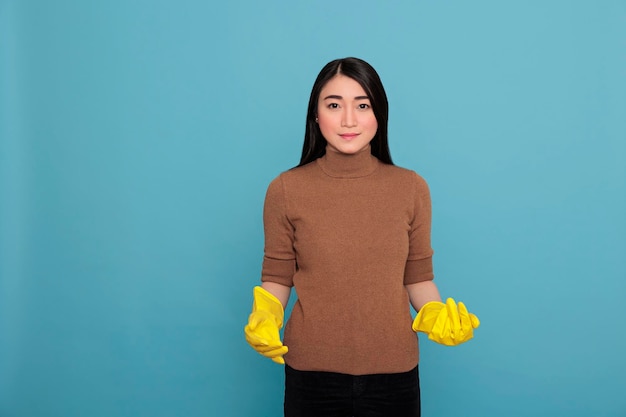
[261,146,434,375]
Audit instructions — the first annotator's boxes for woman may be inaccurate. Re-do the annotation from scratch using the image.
[245,57,480,417]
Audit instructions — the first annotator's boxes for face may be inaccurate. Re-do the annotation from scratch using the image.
[316,74,378,155]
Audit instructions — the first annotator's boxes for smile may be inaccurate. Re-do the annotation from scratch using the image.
[339,133,359,140]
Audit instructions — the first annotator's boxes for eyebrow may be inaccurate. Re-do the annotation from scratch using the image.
[322,95,370,100]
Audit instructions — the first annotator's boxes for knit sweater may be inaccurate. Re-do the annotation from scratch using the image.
[261,146,434,375]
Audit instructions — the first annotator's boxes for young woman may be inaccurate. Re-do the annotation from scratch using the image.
[245,57,480,417]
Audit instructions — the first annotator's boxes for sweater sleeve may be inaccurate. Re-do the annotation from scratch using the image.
[403,172,435,285]
[261,175,297,287]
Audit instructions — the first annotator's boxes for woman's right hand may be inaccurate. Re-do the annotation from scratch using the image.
[244,286,289,364]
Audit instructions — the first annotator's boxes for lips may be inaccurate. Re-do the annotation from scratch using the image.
[339,133,359,140]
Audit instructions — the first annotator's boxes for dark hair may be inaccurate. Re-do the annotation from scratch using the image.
[297,57,393,167]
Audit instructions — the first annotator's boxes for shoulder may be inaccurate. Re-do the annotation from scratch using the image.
[265,161,318,195]
[379,163,430,189]
[269,161,318,187]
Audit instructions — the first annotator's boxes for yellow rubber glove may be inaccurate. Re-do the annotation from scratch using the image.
[244,286,288,364]
[412,298,480,346]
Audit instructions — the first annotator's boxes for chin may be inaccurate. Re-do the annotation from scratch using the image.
[330,144,369,155]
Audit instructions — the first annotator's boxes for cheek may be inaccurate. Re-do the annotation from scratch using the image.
[317,115,336,135]
[362,115,378,131]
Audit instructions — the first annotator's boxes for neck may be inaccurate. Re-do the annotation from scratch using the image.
[316,145,379,178]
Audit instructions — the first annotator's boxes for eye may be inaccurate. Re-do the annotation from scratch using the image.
[327,103,339,109]
[358,103,371,110]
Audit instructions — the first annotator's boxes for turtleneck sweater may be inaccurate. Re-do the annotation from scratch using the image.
[261,146,434,375]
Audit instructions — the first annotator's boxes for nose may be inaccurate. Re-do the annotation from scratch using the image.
[341,108,357,127]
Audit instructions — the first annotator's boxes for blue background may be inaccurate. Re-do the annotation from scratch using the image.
[1,1,625,416]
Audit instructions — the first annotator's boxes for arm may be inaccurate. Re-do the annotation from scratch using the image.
[405,174,480,345]
[404,173,437,310]
[261,281,291,309]
[405,280,442,312]
[260,176,296,308]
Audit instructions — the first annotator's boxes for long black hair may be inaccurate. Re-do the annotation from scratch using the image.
[297,57,393,167]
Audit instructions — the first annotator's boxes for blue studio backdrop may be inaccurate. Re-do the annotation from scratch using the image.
[1,1,625,416]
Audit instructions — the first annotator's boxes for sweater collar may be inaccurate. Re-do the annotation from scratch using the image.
[316,145,379,178]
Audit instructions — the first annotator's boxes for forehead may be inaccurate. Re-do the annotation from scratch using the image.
[319,74,367,97]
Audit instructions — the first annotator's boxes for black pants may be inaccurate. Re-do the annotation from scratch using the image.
[284,365,420,417]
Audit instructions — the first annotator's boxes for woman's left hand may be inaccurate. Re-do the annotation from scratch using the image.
[412,298,480,346]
